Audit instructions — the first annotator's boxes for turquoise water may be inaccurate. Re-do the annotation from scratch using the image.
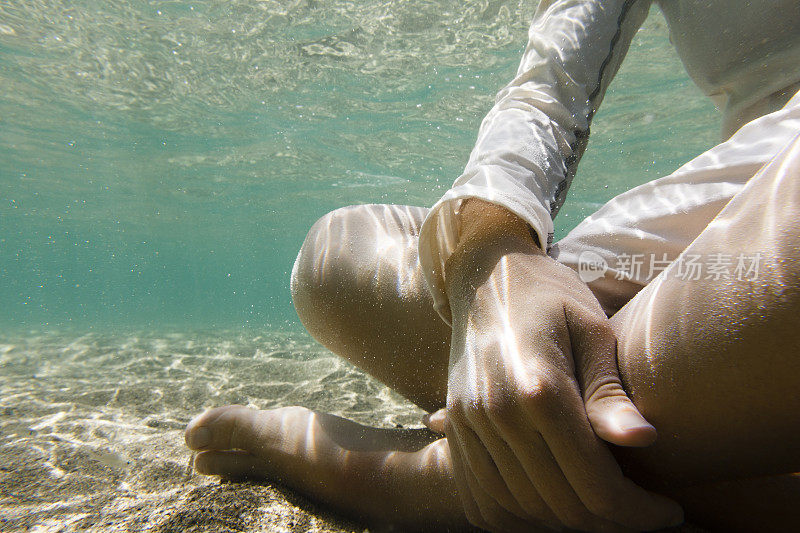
[0,2,726,530]
[0,1,718,334]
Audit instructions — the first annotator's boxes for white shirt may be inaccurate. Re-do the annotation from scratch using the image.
[418,0,800,324]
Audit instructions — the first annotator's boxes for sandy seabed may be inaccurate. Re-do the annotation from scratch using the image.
[0,329,708,532]
[0,329,428,532]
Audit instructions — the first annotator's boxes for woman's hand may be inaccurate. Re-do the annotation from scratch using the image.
[442,201,683,532]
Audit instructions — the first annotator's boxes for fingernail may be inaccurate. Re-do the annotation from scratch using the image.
[616,409,654,432]
[188,426,210,449]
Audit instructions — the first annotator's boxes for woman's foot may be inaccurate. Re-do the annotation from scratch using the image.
[185,405,470,530]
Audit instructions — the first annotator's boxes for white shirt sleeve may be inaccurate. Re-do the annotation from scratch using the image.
[418,0,653,324]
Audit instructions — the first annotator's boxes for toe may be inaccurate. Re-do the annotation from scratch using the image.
[185,405,262,452]
[194,450,267,479]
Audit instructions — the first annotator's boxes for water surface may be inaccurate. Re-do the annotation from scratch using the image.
[1,0,718,332]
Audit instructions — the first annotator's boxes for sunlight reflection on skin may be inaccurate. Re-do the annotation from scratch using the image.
[300,204,425,301]
[461,318,482,400]
[290,130,799,455]
[364,205,422,299]
[272,97,800,529]
[622,134,800,379]
[458,255,548,404]
[182,136,800,533]
[640,273,665,376]
[490,257,530,387]
[309,217,334,286]
[304,412,318,461]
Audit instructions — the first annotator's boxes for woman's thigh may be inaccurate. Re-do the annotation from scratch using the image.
[609,133,800,486]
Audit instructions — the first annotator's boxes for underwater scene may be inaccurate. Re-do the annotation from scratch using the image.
[1,0,719,530]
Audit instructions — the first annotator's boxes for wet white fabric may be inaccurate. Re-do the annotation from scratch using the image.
[555,91,800,315]
[418,0,800,324]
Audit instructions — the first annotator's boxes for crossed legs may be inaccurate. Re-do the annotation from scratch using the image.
[186,135,800,530]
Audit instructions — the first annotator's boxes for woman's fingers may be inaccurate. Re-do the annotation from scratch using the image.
[447,417,544,532]
[447,419,522,517]
[451,418,542,520]
[525,370,684,531]
[445,421,495,530]
[494,417,628,533]
[451,389,631,532]
[464,411,562,527]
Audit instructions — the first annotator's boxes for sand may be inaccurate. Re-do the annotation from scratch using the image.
[0,330,425,532]
[0,329,708,532]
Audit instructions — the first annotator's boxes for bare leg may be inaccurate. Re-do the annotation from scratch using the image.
[605,133,800,531]
[185,405,470,530]
[187,136,800,529]
[610,133,800,486]
[290,204,449,412]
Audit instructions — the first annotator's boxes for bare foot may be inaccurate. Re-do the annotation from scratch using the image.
[184,405,471,530]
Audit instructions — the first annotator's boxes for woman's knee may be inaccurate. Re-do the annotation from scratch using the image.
[291,205,366,313]
[290,204,428,329]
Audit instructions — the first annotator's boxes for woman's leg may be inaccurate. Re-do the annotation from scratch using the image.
[185,405,471,530]
[290,203,451,412]
[187,134,800,528]
[610,132,800,486]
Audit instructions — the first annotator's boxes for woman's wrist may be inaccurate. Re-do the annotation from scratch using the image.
[457,199,537,247]
[443,199,544,302]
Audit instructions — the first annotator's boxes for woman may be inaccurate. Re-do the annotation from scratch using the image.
[186,1,800,530]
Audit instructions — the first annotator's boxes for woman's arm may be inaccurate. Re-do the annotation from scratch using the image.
[419,0,654,324]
